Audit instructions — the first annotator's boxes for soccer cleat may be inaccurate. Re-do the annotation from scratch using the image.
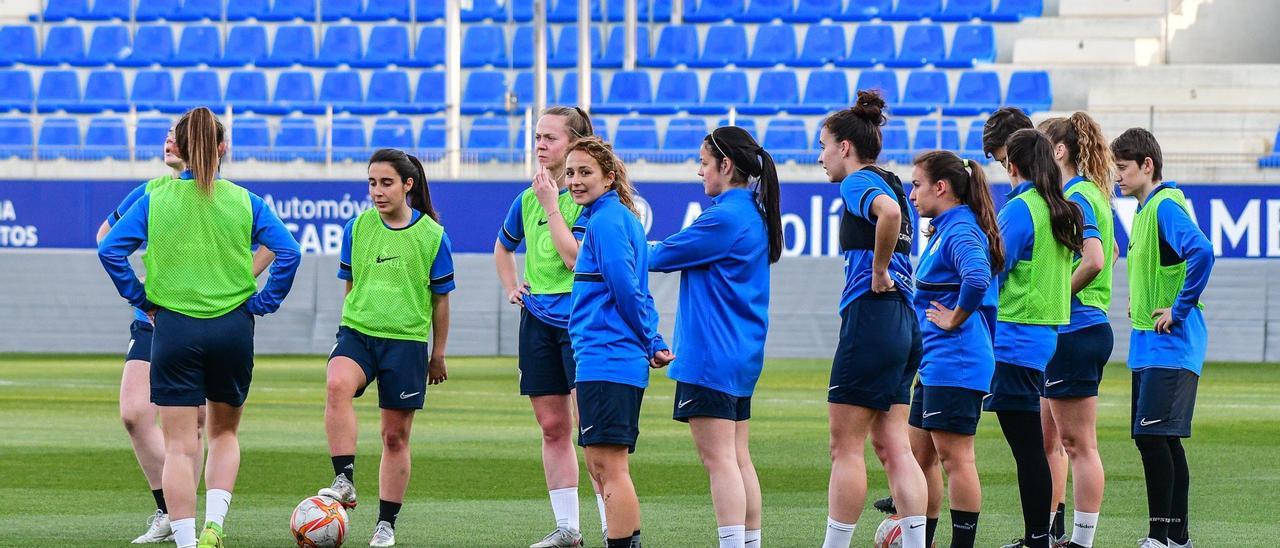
[530,527,584,547]
[1169,541,1193,548]
[1051,534,1069,548]
[318,474,358,509]
[131,509,174,544]
[196,522,224,548]
[1137,539,1169,548]
[1000,539,1026,548]
[369,520,396,546]
[873,496,897,515]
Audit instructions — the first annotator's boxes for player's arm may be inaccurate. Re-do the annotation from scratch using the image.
[1069,194,1104,294]
[868,194,902,291]
[996,200,1033,286]
[428,235,456,385]
[648,206,737,272]
[95,220,111,244]
[97,183,149,244]
[929,232,991,331]
[533,170,581,270]
[252,247,276,278]
[494,196,527,305]
[1160,200,1215,322]
[97,195,153,311]
[597,216,668,356]
[245,194,302,315]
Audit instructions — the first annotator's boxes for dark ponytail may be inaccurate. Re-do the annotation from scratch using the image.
[1005,129,1083,253]
[913,150,1004,272]
[706,126,783,263]
[368,148,439,222]
[174,107,225,195]
[821,90,887,163]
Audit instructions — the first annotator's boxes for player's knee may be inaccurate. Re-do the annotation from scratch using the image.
[119,405,151,434]
[381,427,410,453]
[538,415,572,443]
[1058,431,1092,457]
[325,376,358,402]
[1134,434,1166,454]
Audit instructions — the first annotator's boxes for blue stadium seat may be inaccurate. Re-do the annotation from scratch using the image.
[549,0,603,23]
[82,25,131,67]
[1005,70,1052,113]
[717,117,757,141]
[170,24,220,67]
[785,0,836,22]
[415,0,445,21]
[935,0,991,21]
[330,118,368,161]
[413,70,446,113]
[169,0,221,20]
[212,25,267,67]
[231,117,271,160]
[34,26,86,66]
[741,69,797,114]
[357,0,407,20]
[38,117,80,160]
[319,71,364,113]
[855,69,900,105]
[881,119,910,163]
[83,117,128,160]
[741,24,795,68]
[551,26,602,68]
[0,26,39,66]
[418,118,446,160]
[321,0,362,21]
[371,118,415,149]
[645,0,674,21]
[134,117,171,160]
[462,70,507,114]
[793,24,845,67]
[599,26,649,69]
[225,0,268,20]
[913,119,960,152]
[274,118,321,161]
[118,25,172,67]
[836,0,891,21]
[510,0,534,21]
[590,116,609,141]
[225,70,270,113]
[135,0,180,21]
[613,118,659,162]
[462,25,507,68]
[513,71,556,110]
[740,0,791,22]
[763,119,809,163]
[309,25,363,67]
[885,0,940,20]
[260,25,316,67]
[938,23,995,68]
[661,118,706,162]
[559,71,605,105]
[170,69,224,113]
[36,70,80,113]
[961,120,988,163]
[0,118,33,159]
[273,71,322,114]
[895,70,949,115]
[839,23,895,67]
[691,24,747,68]
[944,70,1000,116]
[597,70,652,114]
[85,0,130,20]
[692,70,748,115]
[405,26,445,67]
[886,24,944,68]
[512,26,553,69]
[793,70,848,114]
[686,0,743,22]
[467,117,513,162]
[356,26,409,68]
[33,0,88,22]
[262,0,315,21]
[644,70,699,114]
[598,0,630,22]
[984,0,1041,22]
[1,70,37,112]
[460,0,503,22]
[77,70,128,113]
[642,24,698,68]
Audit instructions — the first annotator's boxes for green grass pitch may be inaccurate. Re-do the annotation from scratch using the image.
[1,355,1277,547]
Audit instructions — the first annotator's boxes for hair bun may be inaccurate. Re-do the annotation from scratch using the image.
[851,90,887,126]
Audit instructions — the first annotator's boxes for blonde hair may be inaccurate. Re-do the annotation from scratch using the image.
[1039,112,1114,207]
[173,107,225,195]
[567,136,637,216]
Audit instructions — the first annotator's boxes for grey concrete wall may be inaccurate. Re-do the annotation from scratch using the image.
[1169,0,1280,64]
[1,251,1275,363]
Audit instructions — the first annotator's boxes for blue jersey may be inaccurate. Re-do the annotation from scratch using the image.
[106,181,160,323]
[648,188,769,398]
[569,191,667,388]
[339,209,456,295]
[496,188,587,328]
[913,206,997,392]
[837,169,916,311]
[1129,183,1214,374]
[994,181,1058,370]
[1062,176,1110,333]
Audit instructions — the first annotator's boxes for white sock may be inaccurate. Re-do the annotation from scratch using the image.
[596,494,608,532]
[899,515,927,548]
[821,517,856,548]
[549,487,580,532]
[1072,511,1099,547]
[172,517,197,548]
[204,489,232,528]
[745,529,761,546]
[718,525,746,548]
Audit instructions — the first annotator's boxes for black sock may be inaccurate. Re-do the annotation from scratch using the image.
[997,411,1053,546]
[949,510,979,548]
[377,499,402,527]
[630,530,641,548]
[152,489,167,514]
[1168,437,1190,544]
[331,455,354,482]
[1052,502,1066,538]
[607,530,639,548]
[1135,435,1175,542]
[925,517,938,547]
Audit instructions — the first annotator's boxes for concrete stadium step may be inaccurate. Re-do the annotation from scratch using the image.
[1014,37,1163,66]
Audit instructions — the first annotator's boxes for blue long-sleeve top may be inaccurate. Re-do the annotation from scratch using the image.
[570,191,668,389]
[106,181,156,323]
[98,185,302,316]
[913,205,997,392]
[838,169,916,311]
[496,188,587,328]
[1062,176,1110,333]
[1129,182,1214,374]
[994,181,1058,370]
[338,209,457,294]
[648,188,769,398]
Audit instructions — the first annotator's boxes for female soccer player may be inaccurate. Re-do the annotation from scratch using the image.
[493,106,604,548]
[991,129,1083,548]
[567,137,672,548]
[1038,113,1115,548]
[318,148,453,547]
[647,126,782,548]
[817,90,929,548]
[98,107,301,548]
[1113,128,1212,548]
[905,151,1002,548]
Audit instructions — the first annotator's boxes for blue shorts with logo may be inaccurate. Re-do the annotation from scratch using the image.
[829,294,922,411]
[518,309,576,396]
[150,304,255,407]
[1131,367,1199,438]
[983,361,1043,413]
[331,325,430,410]
[1045,323,1113,398]
[909,382,985,435]
[673,381,751,422]
[126,320,154,363]
[576,381,645,453]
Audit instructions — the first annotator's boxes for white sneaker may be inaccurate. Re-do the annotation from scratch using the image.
[318,474,357,508]
[1169,540,1193,548]
[1137,539,1169,548]
[530,527,584,547]
[369,520,396,547]
[131,509,174,544]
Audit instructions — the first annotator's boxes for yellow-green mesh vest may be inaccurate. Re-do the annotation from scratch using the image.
[1128,187,1201,331]
[341,209,444,342]
[143,179,255,319]
[144,173,175,193]
[1067,180,1115,312]
[521,189,582,294]
[997,188,1072,325]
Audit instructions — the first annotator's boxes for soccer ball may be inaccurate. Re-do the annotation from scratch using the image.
[874,515,903,548]
[291,495,348,547]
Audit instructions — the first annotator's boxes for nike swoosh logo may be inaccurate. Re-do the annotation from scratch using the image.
[537,219,549,226]
[580,425,594,435]
[922,411,942,419]
[1045,379,1065,387]
[678,399,694,408]
[1031,534,1048,539]
[376,255,400,264]
[982,393,993,400]
[828,385,839,391]
[909,523,924,529]
[399,391,421,399]
[719,535,733,539]
[1139,418,1164,426]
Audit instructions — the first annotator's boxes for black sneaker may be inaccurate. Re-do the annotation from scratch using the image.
[872,496,896,515]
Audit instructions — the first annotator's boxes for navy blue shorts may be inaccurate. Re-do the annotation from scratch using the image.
[1131,367,1199,438]
[1045,323,1113,399]
[150,304,255,407]
[576,381,645,453]
[331,325,430,410]
[829,294,922,411]
[672,381,751,422]
[909,382,985,435]
[983,362,1043,413]
[518,310,576,396]
[126,320,154,363]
